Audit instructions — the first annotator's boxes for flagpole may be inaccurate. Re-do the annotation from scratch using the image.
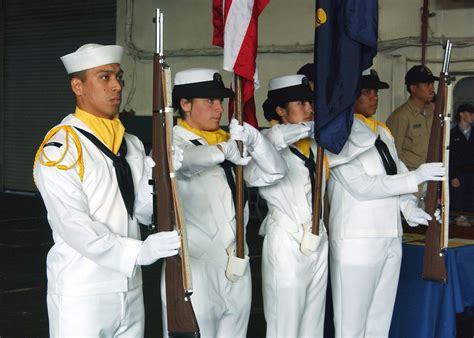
[311,146,324,235]
[234,75,245,259]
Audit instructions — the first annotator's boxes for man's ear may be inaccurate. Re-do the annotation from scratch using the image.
[71,78,83,96]
[180,98,192,113]
[275,105,287,118]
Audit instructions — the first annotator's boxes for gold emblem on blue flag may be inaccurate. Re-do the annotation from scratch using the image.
[315,8,327,28]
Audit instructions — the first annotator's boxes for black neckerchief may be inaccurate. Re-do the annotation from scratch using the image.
[75,127,135,218]
[288,146,316,204]
[374,135,398,175]
[190,139,248,206]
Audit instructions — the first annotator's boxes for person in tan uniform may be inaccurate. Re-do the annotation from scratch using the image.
[386,65,439,171]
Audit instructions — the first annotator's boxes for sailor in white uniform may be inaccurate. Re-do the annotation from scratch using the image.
[161,68,288,338]
[327,70,445,338]
[34,43,181,337]
[255,74,329,338]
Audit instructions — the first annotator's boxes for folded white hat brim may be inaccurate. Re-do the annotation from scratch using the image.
[61,44,123,74]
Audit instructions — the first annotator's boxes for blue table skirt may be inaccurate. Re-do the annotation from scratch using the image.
[389,243,474,338]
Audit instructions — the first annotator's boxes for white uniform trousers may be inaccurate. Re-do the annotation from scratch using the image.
[47,286,144,338]
[329,237,402,338]
[262,225,328,338]
[161,257,252,338]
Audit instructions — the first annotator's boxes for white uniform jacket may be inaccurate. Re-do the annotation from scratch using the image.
[258,127,327,241]
[327,117,419,240]
[173,126,287,265]
[34,114,152,297]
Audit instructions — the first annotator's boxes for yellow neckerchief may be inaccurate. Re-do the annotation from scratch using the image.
[294,138,311,158]
[178,119,229,145]
[355,113,378,134]
[295,136,330,181]
[270,119,280,126]
[355,113,394,138]
[74,107,125,154]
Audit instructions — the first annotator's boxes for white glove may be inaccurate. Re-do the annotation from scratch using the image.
[229,118,263,149]
[172,145,184,171]
[218,139,251,166]
[137,230,180,266]
[279,122,314,146]
[405,208,432,226]
[138,156,155,193]
[143,156,155,176]
[434,208,441,223]
[415,162,446,185]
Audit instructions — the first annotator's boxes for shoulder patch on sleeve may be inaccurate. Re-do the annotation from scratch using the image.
[44,141,63,148]
[33,125,84,182]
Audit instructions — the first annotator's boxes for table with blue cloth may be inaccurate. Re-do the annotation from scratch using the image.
[389,235,474,338]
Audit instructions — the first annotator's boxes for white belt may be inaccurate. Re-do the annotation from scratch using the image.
[265,207,326,236]
[269,207,303,234]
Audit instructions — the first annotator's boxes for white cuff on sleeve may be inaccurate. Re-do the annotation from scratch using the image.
[119,237,143,278]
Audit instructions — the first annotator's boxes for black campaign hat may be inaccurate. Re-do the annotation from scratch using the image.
[361,69,389,90]
[263,74,313,121]
[296,63,315,82]
[172,68,234,108]
[405,65,439,85]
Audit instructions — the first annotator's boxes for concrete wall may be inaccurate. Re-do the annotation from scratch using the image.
[116,0,474,125]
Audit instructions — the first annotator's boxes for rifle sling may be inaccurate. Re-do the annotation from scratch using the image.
[75,127,135,218]
[374,136,398,175]
[190,139,248,206]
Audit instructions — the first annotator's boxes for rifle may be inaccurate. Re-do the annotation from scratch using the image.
[151,9,200,337]
[422,40,452,283]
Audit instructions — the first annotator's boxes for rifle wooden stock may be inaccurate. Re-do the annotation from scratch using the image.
[152,9,200,337]
[311,146,324,235]
[234,75,245,259]
[422,41,452,283]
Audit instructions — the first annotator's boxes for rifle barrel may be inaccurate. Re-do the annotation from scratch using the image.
[442,40,452,74]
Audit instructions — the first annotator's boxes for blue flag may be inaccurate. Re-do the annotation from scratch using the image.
[313,0,378,154]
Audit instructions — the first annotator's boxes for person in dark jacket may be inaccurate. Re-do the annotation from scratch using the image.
[449,103,474,212]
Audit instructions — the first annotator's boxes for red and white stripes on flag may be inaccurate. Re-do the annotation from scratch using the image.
[212,0,269,128]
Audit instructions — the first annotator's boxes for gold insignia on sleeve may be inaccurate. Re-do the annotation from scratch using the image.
[34,125,85,182]
[315,8,327,28]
